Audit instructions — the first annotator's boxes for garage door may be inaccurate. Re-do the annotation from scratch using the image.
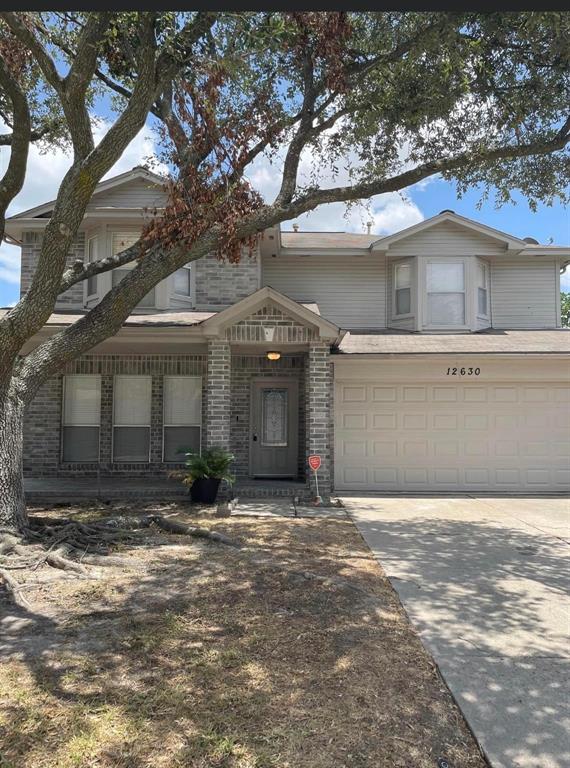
[334,361,570,492]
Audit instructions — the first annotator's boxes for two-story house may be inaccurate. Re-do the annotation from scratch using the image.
[5,166,570,497]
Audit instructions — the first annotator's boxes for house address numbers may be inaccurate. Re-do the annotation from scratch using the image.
[446,367,481,376]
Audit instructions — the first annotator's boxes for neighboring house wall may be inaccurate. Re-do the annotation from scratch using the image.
[20,231,85,307]
[490,257,559,329]
[261,252,387,329]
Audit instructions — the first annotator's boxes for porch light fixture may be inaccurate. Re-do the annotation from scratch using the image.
[267,351,281,361]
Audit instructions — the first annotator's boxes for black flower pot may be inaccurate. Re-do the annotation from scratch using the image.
[190,477,221,504]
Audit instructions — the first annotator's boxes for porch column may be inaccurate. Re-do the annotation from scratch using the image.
[306,341,332,499]
[206,339,231,451]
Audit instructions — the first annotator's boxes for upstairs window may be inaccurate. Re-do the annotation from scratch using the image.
[62,375,101,462]
[86,237,98,298]
[394,262,412,316]
[111,231,155,308]
[173,266,192,297]
[477,261,489,317]
[427,261,465,326]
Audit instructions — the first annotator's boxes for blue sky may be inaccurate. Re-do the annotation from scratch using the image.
[1,126,569,307]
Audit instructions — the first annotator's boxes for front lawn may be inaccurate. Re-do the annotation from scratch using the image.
[0,503,486,768]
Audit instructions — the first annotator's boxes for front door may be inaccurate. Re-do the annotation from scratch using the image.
[250,379,298,477]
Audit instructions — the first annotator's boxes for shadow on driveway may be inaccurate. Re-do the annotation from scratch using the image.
[343,496,570,768]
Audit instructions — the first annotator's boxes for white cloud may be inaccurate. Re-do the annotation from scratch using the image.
[0,242,21,286]
[246,142,424,235]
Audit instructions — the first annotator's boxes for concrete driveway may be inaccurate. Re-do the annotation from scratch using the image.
[342,496,570,768]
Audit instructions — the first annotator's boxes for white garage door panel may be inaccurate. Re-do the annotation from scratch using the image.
[335,379,570,491]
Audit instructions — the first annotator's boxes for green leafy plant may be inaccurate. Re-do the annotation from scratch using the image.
[561,291,570,327]
[173,447,235,488]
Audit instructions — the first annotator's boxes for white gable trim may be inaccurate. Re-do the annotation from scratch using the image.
[8,167,166,221]
[370,212,527,253]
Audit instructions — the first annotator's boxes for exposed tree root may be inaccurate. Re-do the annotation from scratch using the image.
[0,512,238,608]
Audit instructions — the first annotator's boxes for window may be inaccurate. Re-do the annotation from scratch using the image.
[62,375,101,462]
[112,269,156,308]
[86,237,98,297]
[173,266,192,297]
[163,376,202,462]
[113,376,151,462]
[111,231,155,308]
[427,261,466,326]
[394,262,412,315]
[477,261,489,317]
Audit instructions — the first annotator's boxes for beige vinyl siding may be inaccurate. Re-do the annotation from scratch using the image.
[261,253,386,329]
[86,179,166,211]
[491,258,558,328]
[388,221,506,258]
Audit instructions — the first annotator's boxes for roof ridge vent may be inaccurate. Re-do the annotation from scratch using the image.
[439,209,455,214]
[523,236,539,244]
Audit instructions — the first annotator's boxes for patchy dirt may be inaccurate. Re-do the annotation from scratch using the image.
[0,502,487,768]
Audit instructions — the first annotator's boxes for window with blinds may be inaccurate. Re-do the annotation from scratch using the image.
[62,375,101,462]
[163,376,202,462]
[113,375,152,462]
[111,231,155,308]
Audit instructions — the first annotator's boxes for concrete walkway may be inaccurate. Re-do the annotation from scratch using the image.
[342,496,570,768]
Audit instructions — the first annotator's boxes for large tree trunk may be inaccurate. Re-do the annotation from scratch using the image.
[0,386,27,532]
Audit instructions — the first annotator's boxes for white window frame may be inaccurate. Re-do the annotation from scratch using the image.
[423,257,469,330]
[476,259,490,320]
[61,375,101,463]
[392,259,414,319]
[112,375,152,463]
[110,230,158,310]
[162,375,202,463]
[85,236,99,301]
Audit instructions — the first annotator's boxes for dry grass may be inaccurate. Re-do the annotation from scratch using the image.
[0,502,487,768]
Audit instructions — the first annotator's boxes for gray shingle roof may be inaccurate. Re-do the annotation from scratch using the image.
[337,330,570,354]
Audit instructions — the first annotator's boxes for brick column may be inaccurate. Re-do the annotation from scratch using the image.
[206,339,231,450]
[306,341,332,499]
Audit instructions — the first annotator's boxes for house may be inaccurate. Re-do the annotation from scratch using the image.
[5,167,570,497]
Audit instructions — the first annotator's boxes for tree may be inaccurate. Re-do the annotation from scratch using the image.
[0,11,569,539]
[561,291,570,327]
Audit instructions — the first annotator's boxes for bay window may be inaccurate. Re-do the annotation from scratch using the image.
[113,375,152,462]
[111,231,156,308]
[426,261,466,326]
[394,261,412,316]
[173,266,192,297]
[86,237,98,298]
[163,376,202,462]
[62,375,101,462]
[477,261,489,317]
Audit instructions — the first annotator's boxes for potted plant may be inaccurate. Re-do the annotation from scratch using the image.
[178,447,235,504]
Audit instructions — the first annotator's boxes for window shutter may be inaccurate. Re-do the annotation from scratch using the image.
[164,377,202,425]
[114,376,151,425]
[64,376,101,425]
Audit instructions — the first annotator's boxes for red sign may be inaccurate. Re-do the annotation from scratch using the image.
[308,455,321,472]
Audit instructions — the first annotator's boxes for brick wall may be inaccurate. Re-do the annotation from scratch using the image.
[230,354,306,479]
[226,304,316,343]
[21,231,85,307]
[23,354,207,477]
[306,342,332,498]
[194,249,260,307]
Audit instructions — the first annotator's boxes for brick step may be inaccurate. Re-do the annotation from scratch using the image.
[230,482,310,500]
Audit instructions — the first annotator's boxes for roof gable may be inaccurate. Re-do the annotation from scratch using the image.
[201,286,341,341]
[371,212,527,252]
[8,166,166,220]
